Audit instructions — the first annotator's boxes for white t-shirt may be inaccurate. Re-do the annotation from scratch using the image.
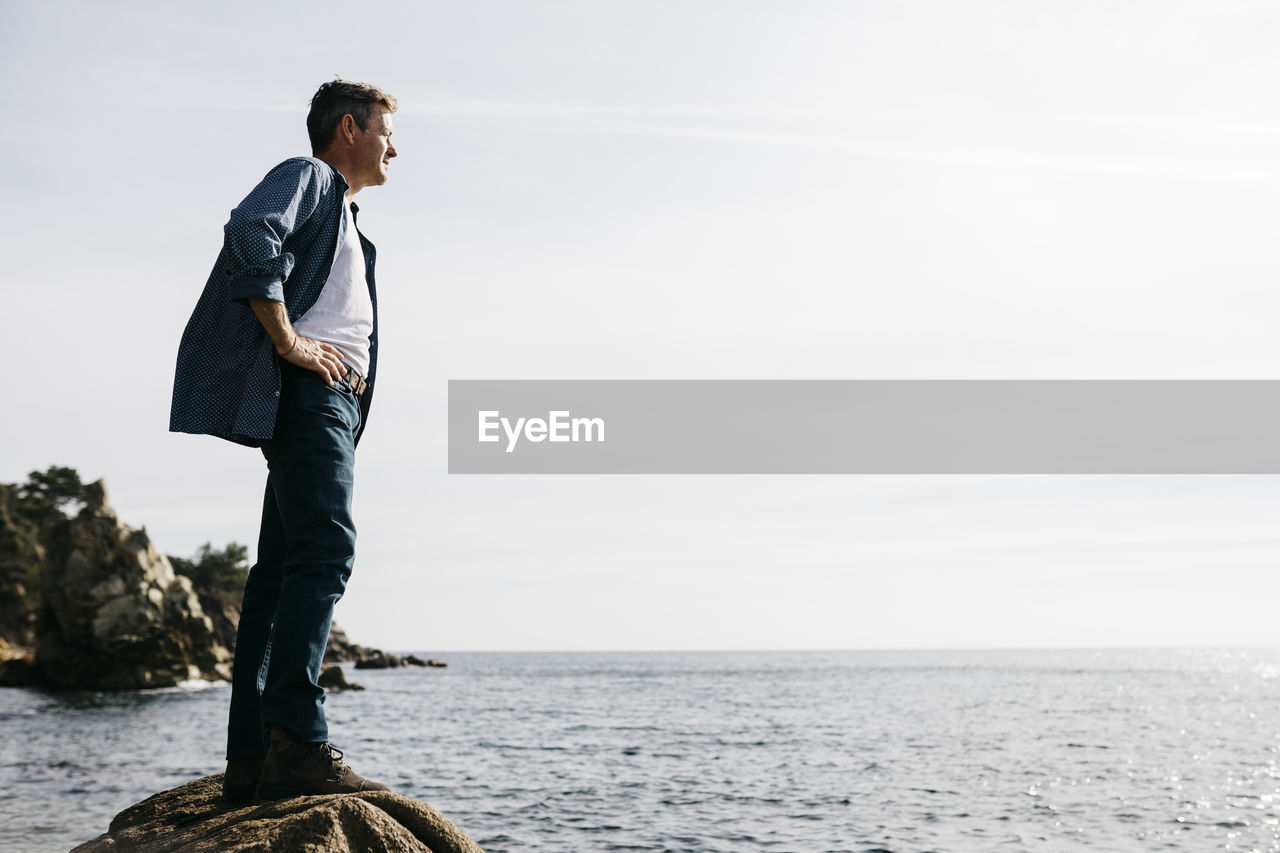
[294,198,373,376]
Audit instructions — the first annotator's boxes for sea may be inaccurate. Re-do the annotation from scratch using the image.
[2,648,1279,853]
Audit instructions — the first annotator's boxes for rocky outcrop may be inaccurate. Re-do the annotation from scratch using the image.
[193,586,242,662]
[354,651,447,670]
[0,470,440,689]
[0,637,38,687]
[34,481,232,689]
[0,482,44,651]
[70,774,485,853]
[318,665,364,691]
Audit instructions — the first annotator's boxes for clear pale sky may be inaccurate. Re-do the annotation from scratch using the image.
[4,1,1280,651]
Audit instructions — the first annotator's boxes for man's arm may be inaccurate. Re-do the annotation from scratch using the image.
[225,159,326,304]
[249,297,346,386]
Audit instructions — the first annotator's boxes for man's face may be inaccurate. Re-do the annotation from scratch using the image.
[355,109,396,187]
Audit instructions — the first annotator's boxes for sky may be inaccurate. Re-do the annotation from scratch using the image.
[3,0,1280,651]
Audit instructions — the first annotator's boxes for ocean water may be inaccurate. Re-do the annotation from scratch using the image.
[2,648,1280,853]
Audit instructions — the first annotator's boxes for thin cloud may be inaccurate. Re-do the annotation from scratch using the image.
[550,114,1280,188]
[215,100,1280,186]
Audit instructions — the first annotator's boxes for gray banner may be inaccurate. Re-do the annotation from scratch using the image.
[447,380,1280,474]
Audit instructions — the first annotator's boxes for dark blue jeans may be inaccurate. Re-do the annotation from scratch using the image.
[226,362,361,759]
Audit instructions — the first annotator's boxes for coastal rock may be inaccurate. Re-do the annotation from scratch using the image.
[0,469,411,689]
[0,482,45,650]
[318,664,364,691]
[0,644,37,687]
[356,651,448,670]
[355,651,401,669]
[70,774,485,853]
[193,587,242,658]
[35,481,232,689]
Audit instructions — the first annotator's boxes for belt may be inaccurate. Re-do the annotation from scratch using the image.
[280,360,367,395]
[341,366,368,396]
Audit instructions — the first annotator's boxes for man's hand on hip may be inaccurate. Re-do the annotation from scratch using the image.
[278,336,346,386]
[249,297,346,386]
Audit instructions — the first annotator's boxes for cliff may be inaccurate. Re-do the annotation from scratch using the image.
[0,470,415,689]
[36,480,232,688]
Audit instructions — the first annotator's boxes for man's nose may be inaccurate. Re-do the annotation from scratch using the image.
[387,142,397,158]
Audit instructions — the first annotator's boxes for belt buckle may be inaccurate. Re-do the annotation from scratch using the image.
[343,366,366,396]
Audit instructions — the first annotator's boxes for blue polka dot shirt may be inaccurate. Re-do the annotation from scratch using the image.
[169,157,379,447]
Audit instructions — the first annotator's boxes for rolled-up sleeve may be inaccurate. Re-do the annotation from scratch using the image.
[224,160,323,304]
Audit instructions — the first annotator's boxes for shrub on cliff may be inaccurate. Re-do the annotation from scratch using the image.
[169,541,250,598]
[14,465,85,519]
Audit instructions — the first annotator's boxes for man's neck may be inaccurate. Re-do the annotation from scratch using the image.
[316,153,363,199]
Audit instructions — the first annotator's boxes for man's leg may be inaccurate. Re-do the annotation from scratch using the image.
[252,364,390,798]
[226,479,287,763]
[257,364,360,744]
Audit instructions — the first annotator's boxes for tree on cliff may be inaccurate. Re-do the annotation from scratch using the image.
[14,465,84,522]
[169,542,250,597]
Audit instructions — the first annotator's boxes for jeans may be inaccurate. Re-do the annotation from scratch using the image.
[226,362,361,759]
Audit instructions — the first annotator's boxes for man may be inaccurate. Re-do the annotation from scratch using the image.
[170,79,398,802]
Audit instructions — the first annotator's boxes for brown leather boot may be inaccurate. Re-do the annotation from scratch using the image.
[256,726,392,799]
[221,756,266,804]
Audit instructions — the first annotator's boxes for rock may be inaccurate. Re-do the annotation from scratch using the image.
[0,482,45,650]
[318,665,364,691]
[69,774,485,853]
[34,480,232,689]
[0,470,402,690]
[356,651,449,670]
[405,655,448,668]
[0,647,38,687]
[192,587,242,656]
[355,651,399,669]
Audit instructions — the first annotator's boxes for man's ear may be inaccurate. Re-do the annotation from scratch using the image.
[340,113,358,144]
